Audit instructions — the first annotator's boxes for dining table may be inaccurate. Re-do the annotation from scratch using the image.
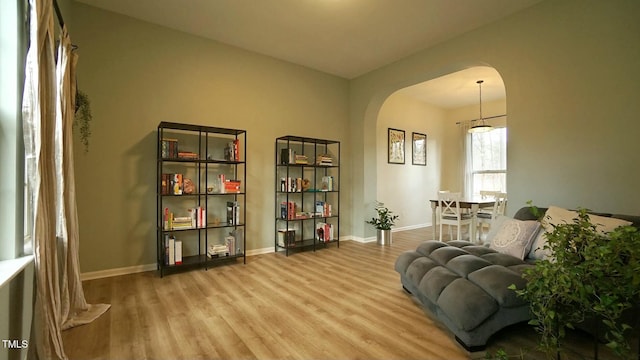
[429,198,496,242]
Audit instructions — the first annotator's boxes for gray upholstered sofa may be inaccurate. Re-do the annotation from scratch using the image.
[394,206,640,351]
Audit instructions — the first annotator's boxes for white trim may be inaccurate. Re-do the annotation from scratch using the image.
[79,234,372,280]
[0,255,34,289]
[246,247,273,256]
[80,263,157,281]
[394,223,429,232]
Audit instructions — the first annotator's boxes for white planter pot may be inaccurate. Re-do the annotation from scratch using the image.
[377,229,392,246]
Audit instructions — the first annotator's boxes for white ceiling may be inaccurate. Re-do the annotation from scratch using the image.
[74,0,538,107]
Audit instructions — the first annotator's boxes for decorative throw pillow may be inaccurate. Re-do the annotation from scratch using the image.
[486,216,541,260]
[527,206,633,260]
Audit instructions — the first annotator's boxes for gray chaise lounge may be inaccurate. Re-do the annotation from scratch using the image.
[394,206,640,351]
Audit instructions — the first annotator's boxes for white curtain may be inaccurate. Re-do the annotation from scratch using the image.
[458,122,474,198]
[23,1,109,359]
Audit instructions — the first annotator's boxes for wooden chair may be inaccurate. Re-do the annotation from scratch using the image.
[477,192,507,241]
[438,191,472,242]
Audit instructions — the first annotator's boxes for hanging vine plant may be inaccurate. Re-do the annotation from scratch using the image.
[74,90,92,153]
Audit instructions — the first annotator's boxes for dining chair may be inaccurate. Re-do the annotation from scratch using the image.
[477,192,507,241]
[437,191,472,242]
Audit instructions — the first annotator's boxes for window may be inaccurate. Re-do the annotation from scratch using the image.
[470,127,507,197]
[0,0,28,259]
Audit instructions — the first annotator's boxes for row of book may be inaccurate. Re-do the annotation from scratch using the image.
[164,235,183,265]
[224,139,240,161]
[161,138,179,159]
[279,176,334,192]
[162,173,242,195]
[163,207,207,230]
[277,229,296,248]
[216,174,242,193]
[280,148,334,166]
[316,154,333,166]
[316,222,334,243]
[320,176,334,191]
[280,177,304,192]
[227,201,241,225]
[161,138,199,160]
[161,173,184,195]
[315,200,332,217]
[206,230,242,258]
[277,223,334,247]
[280,201,333,220]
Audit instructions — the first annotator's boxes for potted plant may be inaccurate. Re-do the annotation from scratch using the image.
[512,208,640,359]
[366,201,399,245]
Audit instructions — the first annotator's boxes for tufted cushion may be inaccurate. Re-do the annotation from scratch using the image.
[416,240,448,257]
[419,266,460,304]
[394,251,423,275]
[438,278,499,331]
[446,255,492,278]
[468,265,528,307]
[430,246,469,265]
[405,257,439,287]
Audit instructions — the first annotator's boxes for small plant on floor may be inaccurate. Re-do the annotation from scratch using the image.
[365,201,399,230]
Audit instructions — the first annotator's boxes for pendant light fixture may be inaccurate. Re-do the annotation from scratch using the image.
[468,80,493,133]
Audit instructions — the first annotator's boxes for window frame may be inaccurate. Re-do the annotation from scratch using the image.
[469,126,507,197]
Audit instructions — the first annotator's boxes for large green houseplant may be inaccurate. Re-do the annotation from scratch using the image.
[366,201,399,245]
[512,208,640,359]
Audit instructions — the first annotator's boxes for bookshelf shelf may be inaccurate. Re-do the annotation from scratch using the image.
[275,136,340,256]
[157,122,246,277]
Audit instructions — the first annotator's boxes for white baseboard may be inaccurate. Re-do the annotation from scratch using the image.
[81,235,357,280]
[352,224,430,244]
[81,263,157,281]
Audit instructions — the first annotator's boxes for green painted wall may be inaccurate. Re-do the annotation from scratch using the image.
[350,0,640,239]
[70,3,350,272]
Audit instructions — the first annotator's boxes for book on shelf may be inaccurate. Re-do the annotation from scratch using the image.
[277,228,296,247]
[316,154,333,166]
[175,240,182,265]
[224,179,241,193]
[207,244,229,258]
[224,139,240,161]
[280,177,303,192]
[161,173,184,195]
[315,222,334,243]
[225,234,236,256]
[178,151,198,160]
[320,176,334,191]
[226,201,240,225]
[280,201,297,220]
[161,138,178,159]
[172,215,193,230]
[280,148,296,164]
[165,235,176,265]
[231,228,244,255]
[294,154,308,164]
[188,207,206,228]
[315,201,332,217]
[172,174,183,195]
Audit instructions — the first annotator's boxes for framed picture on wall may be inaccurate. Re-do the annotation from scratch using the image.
[412,132,427,166]
[388,128,405,164]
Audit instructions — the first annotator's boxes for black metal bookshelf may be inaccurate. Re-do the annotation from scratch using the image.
[275,136,340,256]
[157,122,246,276]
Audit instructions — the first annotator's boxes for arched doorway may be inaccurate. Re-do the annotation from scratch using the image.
[371,66,506,234]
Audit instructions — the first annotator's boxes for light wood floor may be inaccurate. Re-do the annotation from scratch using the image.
[63,227,636,360]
